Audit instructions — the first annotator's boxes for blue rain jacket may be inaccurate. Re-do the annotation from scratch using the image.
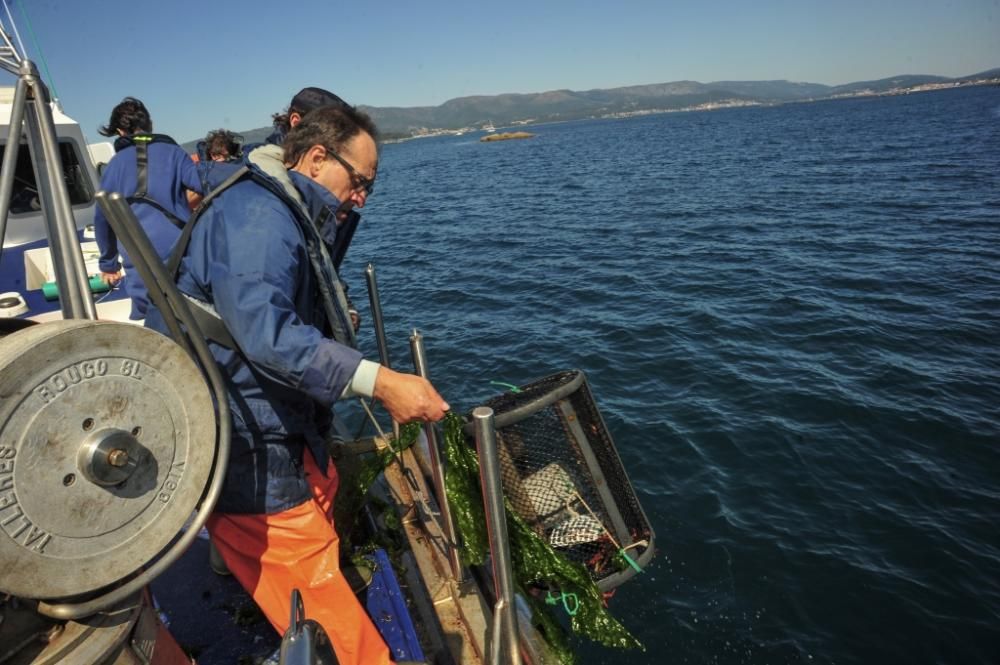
[94,135,201,319]
[147,158,363,514]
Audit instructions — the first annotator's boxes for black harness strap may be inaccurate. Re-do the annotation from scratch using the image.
[134,139,149,197]
[184,296,238,350]
[125,136,188,231]
[165,164,356,351]
[164,165,251,351]
[166,165,250,279]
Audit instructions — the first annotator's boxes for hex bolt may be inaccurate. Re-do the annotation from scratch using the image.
[107,449,129,468]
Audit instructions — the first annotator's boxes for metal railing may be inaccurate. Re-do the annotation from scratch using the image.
[473,406,523,665]
[409,329,464,581]
[397,324,526,664]
[0,24,94,319]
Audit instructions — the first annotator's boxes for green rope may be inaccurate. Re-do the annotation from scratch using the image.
[545,590,580,617]
[332,412,644,662]
[14,0,59,99]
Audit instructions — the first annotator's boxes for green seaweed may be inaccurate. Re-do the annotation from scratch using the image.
[441,413,490,566]
[334,413,642,662]
[334,422,421,544]
[440,412,643,662]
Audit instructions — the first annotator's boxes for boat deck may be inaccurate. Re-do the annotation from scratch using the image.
[150,532,282,664]
[149,431,493,665]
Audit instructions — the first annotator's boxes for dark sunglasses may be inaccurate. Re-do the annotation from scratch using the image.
[324,146,375,195]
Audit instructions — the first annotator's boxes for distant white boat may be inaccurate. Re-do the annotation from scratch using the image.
[483,120,496,133]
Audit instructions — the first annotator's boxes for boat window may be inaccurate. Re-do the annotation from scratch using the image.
[0,140,94,214]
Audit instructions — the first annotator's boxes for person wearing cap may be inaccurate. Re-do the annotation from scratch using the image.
[265,86,350,146]
[147,104,444,665]
[254,86,362,330]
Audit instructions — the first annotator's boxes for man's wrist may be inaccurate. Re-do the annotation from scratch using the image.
[341,358,380,399]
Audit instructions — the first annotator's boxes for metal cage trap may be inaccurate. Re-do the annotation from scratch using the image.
[473,370,655,590]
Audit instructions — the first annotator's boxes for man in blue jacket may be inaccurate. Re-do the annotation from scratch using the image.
[149,104,446,665]
[93,97,202,319]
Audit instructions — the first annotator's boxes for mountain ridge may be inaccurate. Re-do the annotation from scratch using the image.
[185,68,1000,147]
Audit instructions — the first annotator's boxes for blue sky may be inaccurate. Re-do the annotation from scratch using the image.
[6,0,999,144]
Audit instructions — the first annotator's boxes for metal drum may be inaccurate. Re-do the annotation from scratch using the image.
[0,319,216,600]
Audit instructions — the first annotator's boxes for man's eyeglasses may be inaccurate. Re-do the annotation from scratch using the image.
[324,146,375,196]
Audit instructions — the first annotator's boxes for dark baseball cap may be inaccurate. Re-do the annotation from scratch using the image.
[289,87,349,114]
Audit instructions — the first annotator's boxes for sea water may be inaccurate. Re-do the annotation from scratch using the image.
[347,85,1000,664]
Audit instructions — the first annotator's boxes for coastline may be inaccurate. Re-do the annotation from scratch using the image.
[381,77,999,144]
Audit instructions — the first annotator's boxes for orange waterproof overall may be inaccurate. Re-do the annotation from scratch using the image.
[206,449,392,665]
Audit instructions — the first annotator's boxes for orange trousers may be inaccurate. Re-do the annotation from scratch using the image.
[207,449,392,665]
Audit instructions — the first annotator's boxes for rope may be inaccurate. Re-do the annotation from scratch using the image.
[569,486,643,575]
[545,590,579,616]
[358,398,388,441]
[14,0,58,99]
[359,396,416,491]
[1,1,23,62]
[489,380,522,393]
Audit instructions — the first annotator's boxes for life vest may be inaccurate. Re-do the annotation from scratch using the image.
[166,163,357,352]
[115,133,189,230]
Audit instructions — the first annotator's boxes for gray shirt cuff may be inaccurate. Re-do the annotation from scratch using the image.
[341,358,380,399]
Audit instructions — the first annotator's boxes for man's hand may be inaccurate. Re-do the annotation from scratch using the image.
[187,189,204,211]
[372,366,449,424]
[98,270,122,286]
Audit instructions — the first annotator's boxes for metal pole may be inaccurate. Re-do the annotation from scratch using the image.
[488,598,506,665]
[409,329,463,581]
[473,406,522,665]
[365,263,399,441]
[365,263,391,369]
[0,75,27,251]
[18,58,94,319]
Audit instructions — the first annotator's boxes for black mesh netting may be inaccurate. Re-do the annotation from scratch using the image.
[476,370,654,589]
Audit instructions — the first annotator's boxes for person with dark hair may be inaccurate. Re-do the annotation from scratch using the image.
[92,97,202,319]
[230,86,364,330]
[147,104,443,665]
[264,86,350,146]
[197,128,243,162]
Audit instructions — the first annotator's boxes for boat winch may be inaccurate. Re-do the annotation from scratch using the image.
[0,319,216,601]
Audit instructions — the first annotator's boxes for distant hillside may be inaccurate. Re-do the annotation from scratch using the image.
[186,69,999,147]
[827,74,950,96]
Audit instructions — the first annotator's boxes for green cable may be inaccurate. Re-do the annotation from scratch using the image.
[545,590,579,617]
[15,0,59,99]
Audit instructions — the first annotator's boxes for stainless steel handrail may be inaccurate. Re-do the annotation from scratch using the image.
[365,263,400,442]
[410,329,464,581]
[472,406,522,665]
[365,263,391,371]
